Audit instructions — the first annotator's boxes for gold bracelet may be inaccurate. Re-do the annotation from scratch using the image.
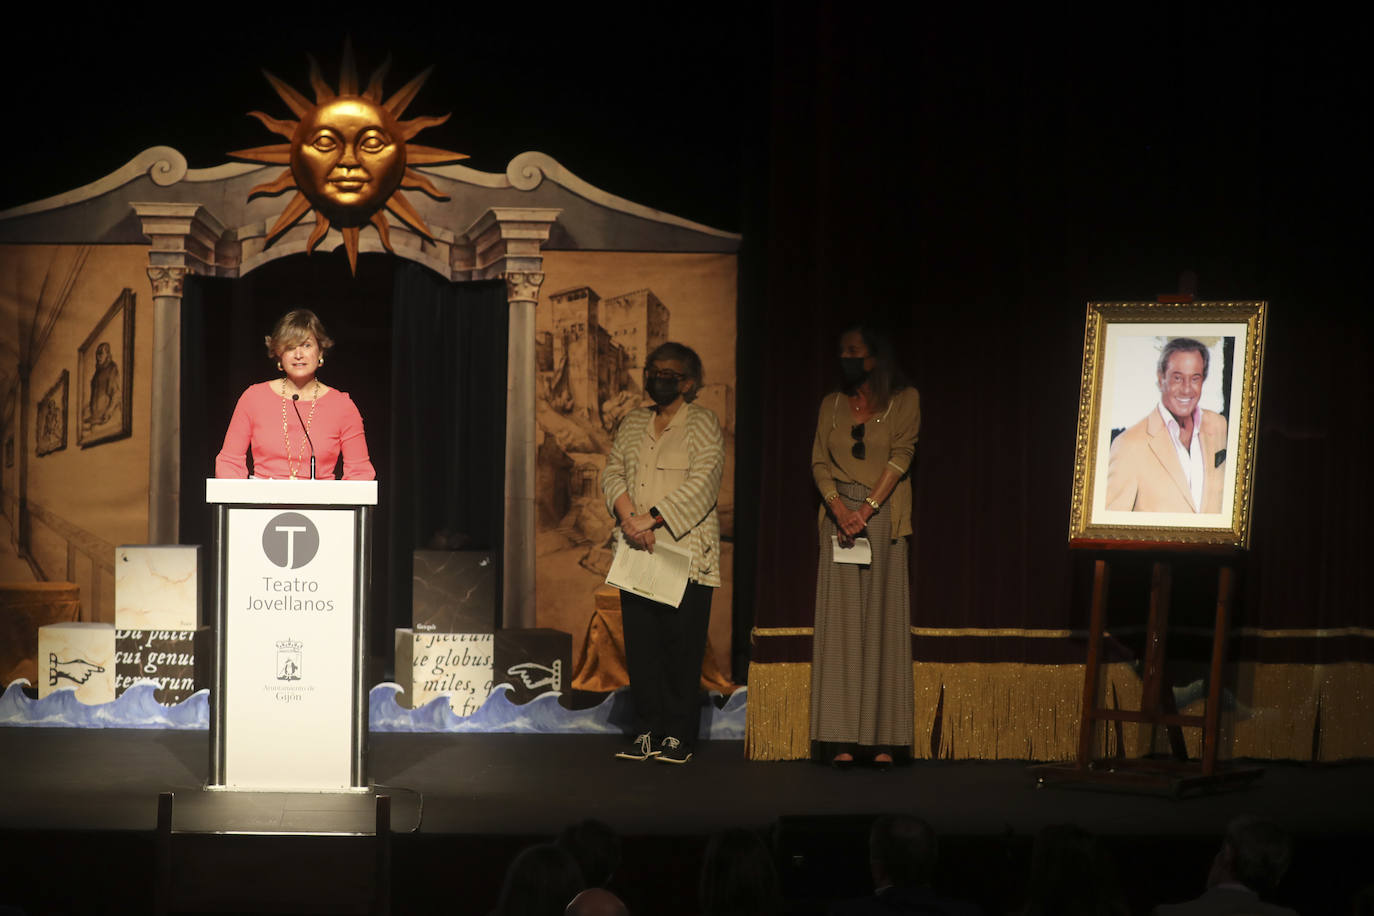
[864,496,881,511]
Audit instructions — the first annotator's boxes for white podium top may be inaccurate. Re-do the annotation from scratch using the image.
[205,478,378,506]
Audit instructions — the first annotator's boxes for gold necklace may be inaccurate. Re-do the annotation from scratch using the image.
[279,379,320,479]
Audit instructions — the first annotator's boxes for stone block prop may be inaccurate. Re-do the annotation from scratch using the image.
[114,627,211,704]
[394,629,494,716]
[38,622,116,704]
[493,628,572,705]
[115,545,201,631]
[412,550,496,634]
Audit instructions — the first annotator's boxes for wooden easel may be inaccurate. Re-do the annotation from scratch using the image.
[1036,548,1263,796]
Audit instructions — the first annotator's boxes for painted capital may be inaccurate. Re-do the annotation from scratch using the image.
[146,266,188,298]
[506,271,546,305]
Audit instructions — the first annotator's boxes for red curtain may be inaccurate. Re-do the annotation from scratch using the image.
[744,3,1371,670]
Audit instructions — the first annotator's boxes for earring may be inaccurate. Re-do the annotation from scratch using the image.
[276,361,282,371]
[318,356,324,366]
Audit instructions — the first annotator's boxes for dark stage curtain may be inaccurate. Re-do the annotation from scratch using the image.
[386,265,508,641]
[179,277,215,551]
[747,4,1371,674]
[182,253,398,666]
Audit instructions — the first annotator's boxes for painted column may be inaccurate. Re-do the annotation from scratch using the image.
[502,271,544,630]
[144,265,186,544]
[457,208,561,629]
[131,203,229,544]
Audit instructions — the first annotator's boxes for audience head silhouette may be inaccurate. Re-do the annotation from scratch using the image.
[869,814,938,889]
[1021,823,1127,916]
[564,887,629,916]
[1209,816,1292,897]
[699,827,783,916]
[493,843,585,916]
[557,819,622,888]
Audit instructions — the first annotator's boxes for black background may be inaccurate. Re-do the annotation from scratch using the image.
[5,4,1370,671]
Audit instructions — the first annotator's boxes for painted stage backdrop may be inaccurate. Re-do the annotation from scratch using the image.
[532,251,737,678]
[0,45,743,724]
[0,246,154,624]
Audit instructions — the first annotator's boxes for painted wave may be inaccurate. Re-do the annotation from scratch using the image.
[369,682,746,737]
[0,680,209,729]
[0,678,747,738]
[705,687,747,739]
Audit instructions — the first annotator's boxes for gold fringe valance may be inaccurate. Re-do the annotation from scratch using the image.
[744,661,1374,762]
[913,662,1141,761]
[1115,662,1374,762]
[743,663,814,761]
[746,661,1135,761]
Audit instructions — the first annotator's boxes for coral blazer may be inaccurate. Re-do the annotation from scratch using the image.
[1105,407,1228,513]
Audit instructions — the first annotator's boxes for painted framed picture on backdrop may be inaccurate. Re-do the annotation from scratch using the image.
[1068,300,1267,548]
[35,370,68,457]
[78,288,134,448]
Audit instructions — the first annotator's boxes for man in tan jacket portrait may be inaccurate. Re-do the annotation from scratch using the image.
[1106,337,1228,513]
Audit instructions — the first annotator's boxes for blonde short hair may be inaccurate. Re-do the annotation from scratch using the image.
[264,309,334,360]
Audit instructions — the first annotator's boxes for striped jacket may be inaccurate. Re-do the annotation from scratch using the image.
[601,402,724,587]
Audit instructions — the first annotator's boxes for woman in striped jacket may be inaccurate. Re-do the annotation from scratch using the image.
[602,342,725,766]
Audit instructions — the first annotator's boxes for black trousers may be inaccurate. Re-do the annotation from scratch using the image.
[619,582,713,748]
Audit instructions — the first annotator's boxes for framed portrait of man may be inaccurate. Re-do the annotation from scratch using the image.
[1068,301,1267,548]
[77,288,135,448]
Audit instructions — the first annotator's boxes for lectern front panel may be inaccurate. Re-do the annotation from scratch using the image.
[222,507,358,790]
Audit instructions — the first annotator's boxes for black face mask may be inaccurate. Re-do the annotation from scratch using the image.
[840,357,870,387]
[646,377,682,406]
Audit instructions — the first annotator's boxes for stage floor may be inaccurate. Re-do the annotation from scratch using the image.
[3,728,1372,838]
[3,728,1372,915]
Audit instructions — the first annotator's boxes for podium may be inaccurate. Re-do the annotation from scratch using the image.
[205,479,377,791]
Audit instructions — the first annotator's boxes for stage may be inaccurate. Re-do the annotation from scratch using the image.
[2,728,1371,914]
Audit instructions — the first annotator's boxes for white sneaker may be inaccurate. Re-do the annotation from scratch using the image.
[614,732,660,761]
[654,736,693,764]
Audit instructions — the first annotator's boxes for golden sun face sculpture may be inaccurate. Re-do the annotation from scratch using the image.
[231,45,467,273]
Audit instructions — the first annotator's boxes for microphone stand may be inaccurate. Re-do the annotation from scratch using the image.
[291,394,317,480]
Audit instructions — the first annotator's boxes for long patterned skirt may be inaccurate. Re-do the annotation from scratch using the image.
[810,480,915,748]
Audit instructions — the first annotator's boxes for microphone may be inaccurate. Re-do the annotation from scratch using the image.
[291,394,317,479]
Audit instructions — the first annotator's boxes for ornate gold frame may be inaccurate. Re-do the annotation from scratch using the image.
[1068,301,1267,548]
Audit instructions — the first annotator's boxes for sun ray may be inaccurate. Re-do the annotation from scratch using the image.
[385,191,436,241]
[263,70,313,119]
[397,113,450,142]
[305,214,331,254]
[369,211,393,253]
[264,192,313,246]
[341,226,361,274]
[383,66,433,118]
[306,55,335,103]
[249,169,298,199]
[364,55,392,103]
[404,145,469,165]
[229,143,293,164]
[401,168,449,201]
[247,110,297,140]
[338,38,359,97]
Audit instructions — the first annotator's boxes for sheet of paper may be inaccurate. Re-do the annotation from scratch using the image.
[831,536,872,565]
[605,533,692,607]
